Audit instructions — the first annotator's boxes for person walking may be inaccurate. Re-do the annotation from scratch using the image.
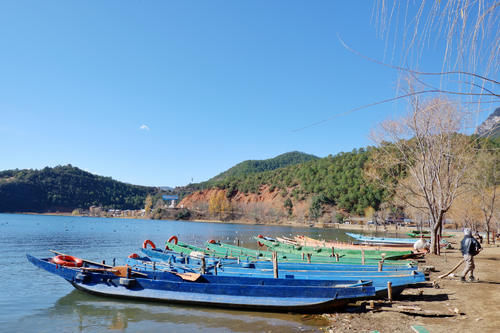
[460,228,482,282]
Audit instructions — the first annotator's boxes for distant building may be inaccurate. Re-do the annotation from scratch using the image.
[89,206,103,216]
[162,195,179,208]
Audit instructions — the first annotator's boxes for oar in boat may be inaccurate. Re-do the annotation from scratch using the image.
[50,250,200,280]
[49,249,148,277]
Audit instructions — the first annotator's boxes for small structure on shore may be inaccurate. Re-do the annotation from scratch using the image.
[162,195,179,208]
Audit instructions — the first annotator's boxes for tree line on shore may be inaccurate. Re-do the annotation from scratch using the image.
[0,165,154,212]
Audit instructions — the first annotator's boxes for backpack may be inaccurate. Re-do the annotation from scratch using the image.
[470,238,481,256]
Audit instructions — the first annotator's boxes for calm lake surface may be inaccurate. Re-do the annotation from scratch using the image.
[0,213,383,332]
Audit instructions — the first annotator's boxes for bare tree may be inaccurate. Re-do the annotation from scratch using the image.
[370,96,474,254]
[470,150,499,243]
[375,0,499,100]
[448,189,482,231]
[247,202,266,223]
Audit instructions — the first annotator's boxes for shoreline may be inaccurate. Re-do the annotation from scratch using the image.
[6,211,462,236]
[321,244,500,332]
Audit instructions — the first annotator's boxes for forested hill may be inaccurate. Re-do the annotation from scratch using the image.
[209,151,319,182]
[0,165,155,212]
[207,148,387,215]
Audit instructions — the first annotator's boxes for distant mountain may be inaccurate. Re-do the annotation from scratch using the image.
[0,165,155,213]
[159,186,174,191]
[476,107,500,139]
[209,151,319,182]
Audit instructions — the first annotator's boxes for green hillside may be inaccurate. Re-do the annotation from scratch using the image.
[209,151,319,182]
[209,148,387,215]
[0,165,155,212]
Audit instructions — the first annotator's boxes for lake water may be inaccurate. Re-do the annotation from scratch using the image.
[0,213,367,332]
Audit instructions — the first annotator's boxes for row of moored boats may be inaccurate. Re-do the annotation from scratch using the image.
[27,232,430,313]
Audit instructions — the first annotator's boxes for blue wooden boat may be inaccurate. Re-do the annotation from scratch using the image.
[127,256,426,295]
[346,233,417,245]
[140,248,417,272]
[27,254,375,313]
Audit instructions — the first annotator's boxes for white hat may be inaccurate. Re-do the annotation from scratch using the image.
[464,228,471,236]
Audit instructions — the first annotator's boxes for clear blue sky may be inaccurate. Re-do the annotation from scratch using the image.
[0,1,493,186]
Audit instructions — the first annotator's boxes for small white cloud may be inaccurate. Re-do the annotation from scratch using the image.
[139,124,150,131]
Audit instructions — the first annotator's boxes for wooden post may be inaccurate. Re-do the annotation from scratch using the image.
[272,252,279,278]
[112,258,116,267]
[335,253,339,262]
[307,253,311,264]
[361,249,365,265]
[201,257,206,275]
[387,281,393,301]
[331,247,334,257]
[302,252,305,260]
[378,260,383,272]
[237,239,240,247]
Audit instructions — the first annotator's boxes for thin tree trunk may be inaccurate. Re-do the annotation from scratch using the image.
[430,226,438,255]
[438,222,443,255]
[486,224,490,245]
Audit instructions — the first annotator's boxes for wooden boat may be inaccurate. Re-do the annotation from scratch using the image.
[161,238,352,264]
[140,247,417,272]
[142,236,414,265]
[205,240,414,265]
[346,233,418,245]
[255,236,416,260]
[294,235,417,252]
[126,256,426,294]
[409,230,430,235]
[407,232,453,238]
[27,254,375,313]
[347,233,453,250]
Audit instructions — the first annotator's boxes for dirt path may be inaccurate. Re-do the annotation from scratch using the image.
[319,243,500,332]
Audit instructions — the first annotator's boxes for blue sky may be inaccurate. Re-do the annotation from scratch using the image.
[0,1,495,186]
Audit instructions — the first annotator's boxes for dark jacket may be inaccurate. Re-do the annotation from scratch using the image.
[460,235,481,256]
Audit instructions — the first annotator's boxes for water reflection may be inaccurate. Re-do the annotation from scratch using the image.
[1,213,381,332]
[16,290,328,333]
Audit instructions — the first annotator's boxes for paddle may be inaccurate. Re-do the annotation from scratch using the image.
[127,257,205,281]
[437,259,464,279]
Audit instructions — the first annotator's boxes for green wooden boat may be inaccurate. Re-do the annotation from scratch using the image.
[158,238,414,266]
[254,237,414,260]
[406,232,453,238]
[205,241,413,266]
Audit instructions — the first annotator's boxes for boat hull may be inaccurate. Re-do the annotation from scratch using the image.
[346,233,417,245]
[205,241,412,265]
[140,248,416,271]
[255,237,414,260]
[127,257,427,293]
[294,235,416,252]
[27,254,375,313]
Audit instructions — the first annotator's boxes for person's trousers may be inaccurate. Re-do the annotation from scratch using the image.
[462,254,475,277]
